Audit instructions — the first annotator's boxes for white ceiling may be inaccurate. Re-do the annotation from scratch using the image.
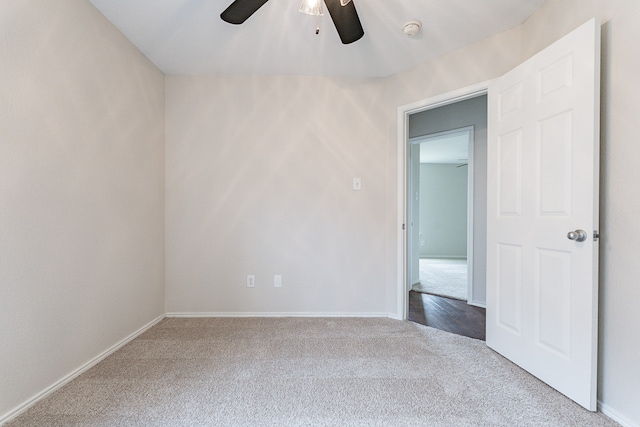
[88,0,547,77]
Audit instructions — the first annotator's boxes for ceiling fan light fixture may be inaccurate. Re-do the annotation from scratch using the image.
[340,0,352,5]
[299,0,324,16]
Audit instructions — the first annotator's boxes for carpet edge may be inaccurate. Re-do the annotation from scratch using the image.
[0,314,165,426]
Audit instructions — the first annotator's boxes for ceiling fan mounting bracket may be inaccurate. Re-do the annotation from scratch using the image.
[220,0,364,44]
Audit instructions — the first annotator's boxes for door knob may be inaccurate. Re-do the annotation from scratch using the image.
[567,229,588,242]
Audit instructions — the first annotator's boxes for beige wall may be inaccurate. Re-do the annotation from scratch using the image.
[0,0,165,419]
[165,75,390,314]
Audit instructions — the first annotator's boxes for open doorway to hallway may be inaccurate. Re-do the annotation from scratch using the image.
[409,127,471,301]
[405,94,488,339]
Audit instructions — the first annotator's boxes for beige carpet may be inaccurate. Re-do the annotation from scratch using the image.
[7,318,617,426]
[412,258,468,300]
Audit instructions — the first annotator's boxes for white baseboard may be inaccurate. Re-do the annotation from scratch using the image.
[166,312,390,318]
[467,300,486,309]
[0,314,165,426]
[599,401,638,427]
[2,312,403,425]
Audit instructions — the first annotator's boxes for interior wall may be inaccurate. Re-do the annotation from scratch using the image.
[419,164,468,258]
[408,96,488,304]
[165,75,390,315]
[0,0,165,419]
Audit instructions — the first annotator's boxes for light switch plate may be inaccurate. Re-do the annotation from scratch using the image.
[353,178,362,191]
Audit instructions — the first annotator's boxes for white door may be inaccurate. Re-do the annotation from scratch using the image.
[486,18,600,410]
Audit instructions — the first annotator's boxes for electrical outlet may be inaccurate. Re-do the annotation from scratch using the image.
[247,275,255,288]
[274,275,282,288]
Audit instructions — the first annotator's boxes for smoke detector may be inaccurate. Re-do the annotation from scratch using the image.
[402,20,422,37]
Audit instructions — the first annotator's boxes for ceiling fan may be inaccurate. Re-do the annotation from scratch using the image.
[220,0,364,44]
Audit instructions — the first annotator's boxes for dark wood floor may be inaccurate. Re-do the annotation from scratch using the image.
[408,291,486,341]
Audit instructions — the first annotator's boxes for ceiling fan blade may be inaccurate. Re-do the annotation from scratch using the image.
[323,0,364,44]
[221,0,270,24]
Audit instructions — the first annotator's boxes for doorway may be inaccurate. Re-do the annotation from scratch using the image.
[402,92,488,310]
[408,126,473,302]
[396,83,491,319]
[401,93,488,339]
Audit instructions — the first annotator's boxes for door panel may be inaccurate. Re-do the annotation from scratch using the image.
[497,243,522,333]
[536,248,571,357]
[497,129,522,215]
[487,18,600,410]
[538,111,572,215]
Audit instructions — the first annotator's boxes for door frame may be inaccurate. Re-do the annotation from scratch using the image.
[397,80,493,320]
[407,126,475,302]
